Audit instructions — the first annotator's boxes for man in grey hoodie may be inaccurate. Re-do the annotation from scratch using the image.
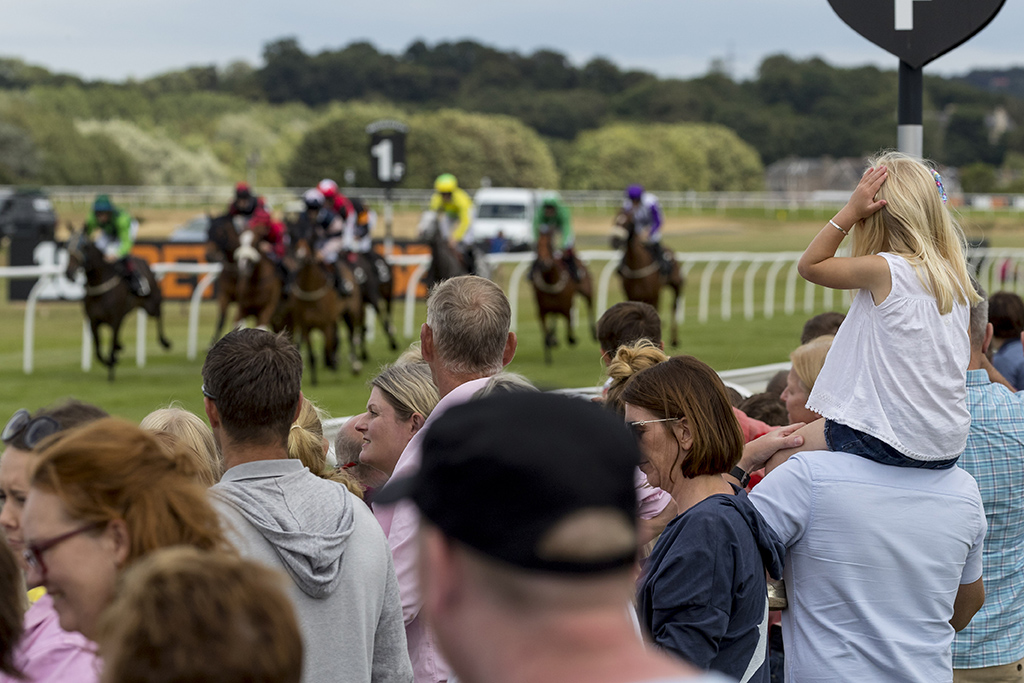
[203,329,413,683]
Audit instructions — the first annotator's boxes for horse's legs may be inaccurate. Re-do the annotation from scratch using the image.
[668,283,681,348]
[90,319,107,369]
[141,291,172,350]
[325,323,338,371]
[538,311,554,365]
[341,312,363,374]
[565,307,577,347]
[211,295,229,346]
[304,328,318,386]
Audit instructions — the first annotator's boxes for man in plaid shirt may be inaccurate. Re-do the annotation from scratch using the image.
[953,288,1024,682]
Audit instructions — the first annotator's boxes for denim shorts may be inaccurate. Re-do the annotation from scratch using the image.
[824,419,959,470]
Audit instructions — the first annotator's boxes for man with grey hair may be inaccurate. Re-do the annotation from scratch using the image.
[953,285,1024,682]
[374,275,517,683]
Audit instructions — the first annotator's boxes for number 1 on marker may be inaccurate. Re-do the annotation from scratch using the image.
[895,0,930,31]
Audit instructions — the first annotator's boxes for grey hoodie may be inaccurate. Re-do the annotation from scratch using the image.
[212,460,412,683]
[214,461,353,598]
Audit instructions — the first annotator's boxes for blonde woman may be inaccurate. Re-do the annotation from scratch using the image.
[780,335,833,425]
[288,397,363,499]
[141,406,220,486]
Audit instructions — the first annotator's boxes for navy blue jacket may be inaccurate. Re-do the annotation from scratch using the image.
[637,487,785,682]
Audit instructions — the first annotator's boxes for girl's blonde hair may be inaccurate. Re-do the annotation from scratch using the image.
[141,406,221,487]
[855,151,982,314]
[605,340,669,417]
[371,362,439,422]
[288,397,363,499]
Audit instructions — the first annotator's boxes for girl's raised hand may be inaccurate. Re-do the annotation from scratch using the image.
[845,166,888,222]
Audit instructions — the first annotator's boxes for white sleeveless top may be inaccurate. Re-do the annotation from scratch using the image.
[807,252,970,461]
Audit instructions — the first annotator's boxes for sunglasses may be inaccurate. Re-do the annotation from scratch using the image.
[23,521,105,582]
[627,417,681,440]
[201,384,217,401]
[2,410,60,449]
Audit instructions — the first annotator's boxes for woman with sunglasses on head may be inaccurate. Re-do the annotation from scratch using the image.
[18,417,232,645]
[624,356,786,683]
[0,400,107,683]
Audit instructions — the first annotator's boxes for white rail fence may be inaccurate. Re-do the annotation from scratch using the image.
[20,185,1024,214]
[4,248,1024,374]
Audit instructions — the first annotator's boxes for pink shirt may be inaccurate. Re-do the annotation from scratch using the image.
[373,377,491,683]
[0,594,100,683]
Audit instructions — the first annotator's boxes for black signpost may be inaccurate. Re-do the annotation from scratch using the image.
[366,119,409,255]
[827,0,1006,157]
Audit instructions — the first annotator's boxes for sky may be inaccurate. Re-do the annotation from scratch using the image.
[2,0,1021,82]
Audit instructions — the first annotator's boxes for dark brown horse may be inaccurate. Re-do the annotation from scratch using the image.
[206,213,282,344]
[614,210,684,346]
[421,213,468,286]
[287,242,366,382]
[532,231,596,364]
[344,250,399,351]
[65,232,171,381]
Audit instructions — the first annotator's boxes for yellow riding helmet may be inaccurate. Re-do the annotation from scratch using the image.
[434,174,458,193]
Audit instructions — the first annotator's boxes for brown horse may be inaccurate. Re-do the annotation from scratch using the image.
[344,250,399,351]
[206,213,282,344]
[287,242,366,382]
[532,231,596,364]
[421,213,469,286]
[65,232,171,381]
[614,210,684,347]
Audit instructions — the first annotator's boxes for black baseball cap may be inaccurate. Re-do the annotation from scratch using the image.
[374,392,640,574]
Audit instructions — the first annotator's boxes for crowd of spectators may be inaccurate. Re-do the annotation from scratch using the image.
[1,269,1022,683]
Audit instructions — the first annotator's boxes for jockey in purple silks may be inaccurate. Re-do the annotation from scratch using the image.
[622,184,671,276]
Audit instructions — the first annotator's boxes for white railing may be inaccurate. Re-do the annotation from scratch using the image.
[5,248,1024,374]
[19,185,1024,213]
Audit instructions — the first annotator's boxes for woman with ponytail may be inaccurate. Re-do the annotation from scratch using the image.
[19,418,231,640]
[288,397,363,499]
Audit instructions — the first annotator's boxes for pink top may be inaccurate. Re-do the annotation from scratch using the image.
[373,376,491,683]
[0,594,100,683]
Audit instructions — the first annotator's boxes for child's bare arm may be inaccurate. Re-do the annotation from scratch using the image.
[764,419,827,473]
[798,166,891,300]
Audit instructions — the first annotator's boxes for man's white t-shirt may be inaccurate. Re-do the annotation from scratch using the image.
[749,451,986,683]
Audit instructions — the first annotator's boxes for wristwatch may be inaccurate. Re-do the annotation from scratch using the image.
[729,465,751,488]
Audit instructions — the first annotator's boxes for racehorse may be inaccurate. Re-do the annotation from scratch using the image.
[343,250,399,351]
[65,232,171,381]
[206,213,282,345]
[420,213,469,286]
[287,241,366,382]
[531,231,596,364]
[614,210,684,347]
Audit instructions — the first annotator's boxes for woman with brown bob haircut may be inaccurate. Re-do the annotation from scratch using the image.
[19,418,231,641]
[624,356,785,682]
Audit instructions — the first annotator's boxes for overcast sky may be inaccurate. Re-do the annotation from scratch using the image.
[3,0,1021,82]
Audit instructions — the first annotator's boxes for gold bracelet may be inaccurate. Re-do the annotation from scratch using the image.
[829,219,849,236]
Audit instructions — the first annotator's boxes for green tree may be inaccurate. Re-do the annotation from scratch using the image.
[562,122,763,191]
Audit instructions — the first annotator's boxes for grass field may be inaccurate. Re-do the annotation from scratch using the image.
[5,208,1023,423]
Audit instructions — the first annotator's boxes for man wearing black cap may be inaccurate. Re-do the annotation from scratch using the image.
[376,392,724,683]
[374,274,517,683]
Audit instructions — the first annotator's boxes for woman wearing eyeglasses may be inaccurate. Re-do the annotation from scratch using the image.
[17,417,232,643]
[624,356,786,683]
[0,401,107,683]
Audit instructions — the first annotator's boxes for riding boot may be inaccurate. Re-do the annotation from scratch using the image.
[120,258,150,297]
[333,269,353,297]
[649,242,672,278]
[563,250,581,282]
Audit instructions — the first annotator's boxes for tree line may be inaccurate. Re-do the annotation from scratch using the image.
[0,39,1023,190]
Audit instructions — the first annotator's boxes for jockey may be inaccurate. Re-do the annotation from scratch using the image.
[622,184,671,276]
[228,183,270,226]
[428,173,478,274]
[533,196,581,282]
[228,182,285,261]
[84,194,149,297]
[341,198,376,255]
[317,178,357,234]
[303,189,352,298]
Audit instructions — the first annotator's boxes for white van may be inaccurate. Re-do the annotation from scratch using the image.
[471,188,552,252]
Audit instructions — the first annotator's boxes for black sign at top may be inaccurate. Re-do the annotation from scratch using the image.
[828,0,1006,68]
